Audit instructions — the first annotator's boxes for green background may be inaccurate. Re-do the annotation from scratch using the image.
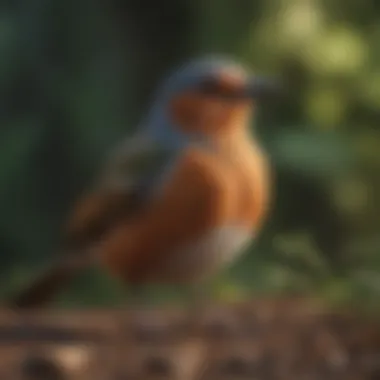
[1,0,379,309]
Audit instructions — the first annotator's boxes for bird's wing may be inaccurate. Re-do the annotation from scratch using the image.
[100,147,229,284]
[63,133,173,251]
[7,133,173,309]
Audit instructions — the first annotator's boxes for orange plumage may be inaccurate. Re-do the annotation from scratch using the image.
[101,138,270,284]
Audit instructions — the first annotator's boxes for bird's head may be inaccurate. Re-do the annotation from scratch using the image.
[145,56,279,148]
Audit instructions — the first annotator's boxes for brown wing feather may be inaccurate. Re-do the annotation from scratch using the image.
[6,134,166,309]
[7,187,143,309]
[63,189,142,251]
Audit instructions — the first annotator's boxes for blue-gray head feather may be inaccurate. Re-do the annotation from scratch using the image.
[143,56,247,149]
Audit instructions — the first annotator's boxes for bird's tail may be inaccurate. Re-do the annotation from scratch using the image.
[6,253,95,309]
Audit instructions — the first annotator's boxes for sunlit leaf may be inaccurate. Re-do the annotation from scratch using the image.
[305,86,347,127]
[358,71,380,109]
[277,0,324,52]
[214,282,247,302]
[302,25,368,76]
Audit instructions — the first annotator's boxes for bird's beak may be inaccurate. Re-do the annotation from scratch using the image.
[243,76,282,100]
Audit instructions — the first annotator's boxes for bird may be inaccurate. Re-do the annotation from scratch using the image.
[7,56,278,309]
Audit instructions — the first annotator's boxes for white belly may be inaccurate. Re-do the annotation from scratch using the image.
[154,226,253,283]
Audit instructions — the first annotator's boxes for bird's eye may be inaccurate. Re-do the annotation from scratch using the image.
[199,78,222,95]
[199,78,245,100]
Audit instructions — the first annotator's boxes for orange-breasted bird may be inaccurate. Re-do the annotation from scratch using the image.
[8,56,278,309]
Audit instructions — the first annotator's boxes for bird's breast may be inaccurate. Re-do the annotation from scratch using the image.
[151,225,253,283]
[201,139,270,231]
[148,142,269,283]
[101,142,270,285]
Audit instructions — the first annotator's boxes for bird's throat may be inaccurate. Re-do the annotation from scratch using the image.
[209,126,254,156]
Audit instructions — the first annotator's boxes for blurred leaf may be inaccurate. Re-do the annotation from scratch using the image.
[276,0,325,54]
[358,70,380,109]
[302,25,368,76]
[271,130,353,178]
[331,177,371,218]
[318,277,354,305]
[305,86,346,127]
[213,280,247,302]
